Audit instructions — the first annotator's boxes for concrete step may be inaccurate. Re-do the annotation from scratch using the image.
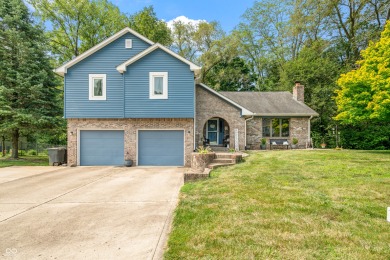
[208,163,235,169]
[212,158,235,164]
[215,153,233,159]
[210,146,229,152]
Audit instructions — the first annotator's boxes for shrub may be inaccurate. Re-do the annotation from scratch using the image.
[27,150,37,156]
[196,146,212,154]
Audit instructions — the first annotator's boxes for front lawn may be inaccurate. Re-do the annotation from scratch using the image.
[165,150,390,259]
[0,155,49,168]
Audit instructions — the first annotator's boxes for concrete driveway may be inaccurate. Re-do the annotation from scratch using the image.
[0,166,184,259]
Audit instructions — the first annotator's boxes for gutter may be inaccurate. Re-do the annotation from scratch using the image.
[252,113,319,117]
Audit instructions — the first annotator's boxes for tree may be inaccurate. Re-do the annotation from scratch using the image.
[128,6,172,46]
[335,21,390,124]
[0,0,61,158]
[29,0,129,63]
[170,19,224,64]
[326,0,390,65]
[170,19,198,61]
[203,57,256,91]
[236,0,323,90]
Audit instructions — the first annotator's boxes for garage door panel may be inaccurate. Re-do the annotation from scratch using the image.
[138,130,184,166]
[138,143,183,156]
[80,130,124,166]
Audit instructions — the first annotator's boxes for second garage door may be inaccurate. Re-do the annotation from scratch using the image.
[80,130,124,166]
[138,130,184,166]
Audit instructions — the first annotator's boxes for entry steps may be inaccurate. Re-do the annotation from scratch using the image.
[207,153,236,169]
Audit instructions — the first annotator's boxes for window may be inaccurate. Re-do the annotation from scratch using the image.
[89,74,106,100]
[125,39,132,48]
[262,118,289,137]
[149,72,168,99]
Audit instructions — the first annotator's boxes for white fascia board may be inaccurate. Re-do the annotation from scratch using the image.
[54,27,154,76]
[198,83,254,116]
[116,43,201,73]
[253,113,319,117]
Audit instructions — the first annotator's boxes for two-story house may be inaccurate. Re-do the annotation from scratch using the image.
[55,28,318,167]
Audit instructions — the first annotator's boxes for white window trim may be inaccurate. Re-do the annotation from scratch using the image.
[149,72,168,99]
[125,39,132,49]
[89,74,106,100]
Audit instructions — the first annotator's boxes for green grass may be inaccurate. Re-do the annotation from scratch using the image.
[0,155,49,167]
[165,150,390,259]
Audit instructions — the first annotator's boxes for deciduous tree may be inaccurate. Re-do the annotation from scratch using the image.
[128,6,172,46]
[335,21,390,124]
[30,0,128,63]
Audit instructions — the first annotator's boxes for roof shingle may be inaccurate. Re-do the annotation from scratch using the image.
[219,91,318,116]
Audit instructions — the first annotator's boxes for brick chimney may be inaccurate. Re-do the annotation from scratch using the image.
[293,81,304,102]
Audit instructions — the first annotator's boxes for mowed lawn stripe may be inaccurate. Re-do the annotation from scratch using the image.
[165,150,390,259]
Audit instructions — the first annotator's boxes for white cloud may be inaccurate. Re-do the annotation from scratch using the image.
[166,16,206,30]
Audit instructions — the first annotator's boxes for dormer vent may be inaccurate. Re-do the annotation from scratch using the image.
[125,39,132,49]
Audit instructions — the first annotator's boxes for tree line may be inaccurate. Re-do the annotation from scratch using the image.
[1,0,389,158]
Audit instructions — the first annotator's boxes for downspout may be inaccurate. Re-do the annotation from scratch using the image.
[193,76,197,151]
[63,76,66,118]
[122,73,125,118]
[308,116,313,148]
[244,116,254,149]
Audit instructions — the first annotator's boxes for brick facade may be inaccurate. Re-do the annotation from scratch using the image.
[195,86,246,150]
[246,117,263,150]
[67,118,194,167]
[246,117,310,149]
[289,118,310,147]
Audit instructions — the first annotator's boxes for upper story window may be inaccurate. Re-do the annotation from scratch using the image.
[149,72,168,99]
[262,118,289,137]
[89,74,106,100]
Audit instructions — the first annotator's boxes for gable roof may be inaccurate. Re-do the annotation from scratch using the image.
[116,43,201,73]
[54,27,154,76]
[197,84,254,116]
[219,91,319,117]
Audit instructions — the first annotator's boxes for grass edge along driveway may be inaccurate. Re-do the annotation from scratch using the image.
[165,150,390,259]
[0,155,48,168]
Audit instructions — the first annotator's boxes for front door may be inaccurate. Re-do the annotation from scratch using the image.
[207,119,219,145]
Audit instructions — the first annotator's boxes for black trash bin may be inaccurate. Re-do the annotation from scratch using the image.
[47,147,66,166]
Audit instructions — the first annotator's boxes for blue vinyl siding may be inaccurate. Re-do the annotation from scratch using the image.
[80,130,124,166]
[138,130,184,166]
[65,33,151,118]
[124,49,195,118]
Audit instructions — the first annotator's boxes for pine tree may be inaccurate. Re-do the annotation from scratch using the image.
[0,0,61,159]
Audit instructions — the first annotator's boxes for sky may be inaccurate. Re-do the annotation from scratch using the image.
[113,0,256,32]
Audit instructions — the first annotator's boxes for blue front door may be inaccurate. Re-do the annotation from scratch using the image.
[207,119,218,145]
